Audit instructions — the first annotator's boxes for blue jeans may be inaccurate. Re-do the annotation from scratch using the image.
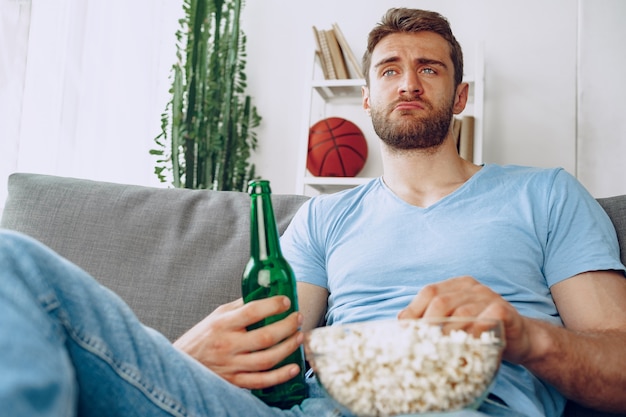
[0,230,525,417]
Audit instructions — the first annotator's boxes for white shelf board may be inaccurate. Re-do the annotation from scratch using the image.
[312,79,365,100]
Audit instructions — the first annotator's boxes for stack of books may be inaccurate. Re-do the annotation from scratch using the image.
[312,23,364,80]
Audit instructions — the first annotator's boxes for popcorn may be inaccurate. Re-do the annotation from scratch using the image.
[306,320,503,417]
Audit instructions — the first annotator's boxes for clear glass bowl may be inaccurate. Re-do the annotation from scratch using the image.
[304,317,505,417]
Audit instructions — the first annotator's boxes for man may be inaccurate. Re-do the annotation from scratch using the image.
[1,7,625,417]
[277,7,626,416]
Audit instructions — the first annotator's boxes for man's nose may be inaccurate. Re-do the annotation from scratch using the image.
[399,72,422,96]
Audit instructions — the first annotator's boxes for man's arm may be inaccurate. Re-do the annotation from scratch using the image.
[398,271,626,413]
[297,281,329,332]
[521,270,626,412]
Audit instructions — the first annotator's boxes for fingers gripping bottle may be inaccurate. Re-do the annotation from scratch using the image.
[241,180,307,409]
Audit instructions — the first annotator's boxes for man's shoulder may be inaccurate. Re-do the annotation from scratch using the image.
[484,163,564,179]
[481,164,572,191]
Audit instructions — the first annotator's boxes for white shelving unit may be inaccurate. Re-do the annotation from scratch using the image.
[296,44,484,196]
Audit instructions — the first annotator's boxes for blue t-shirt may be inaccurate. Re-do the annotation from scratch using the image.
[281,164,625,417]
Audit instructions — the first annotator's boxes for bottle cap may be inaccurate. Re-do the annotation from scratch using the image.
[248,179,271,195]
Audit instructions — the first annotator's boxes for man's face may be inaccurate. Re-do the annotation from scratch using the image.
[362,32,466,151]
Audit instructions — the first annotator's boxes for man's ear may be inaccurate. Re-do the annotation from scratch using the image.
[362,86,371,115]
[452,82,469,115]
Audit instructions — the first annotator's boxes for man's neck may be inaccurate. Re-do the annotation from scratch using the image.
[380,139,481,208]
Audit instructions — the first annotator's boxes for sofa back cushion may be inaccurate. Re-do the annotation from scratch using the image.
[1,173,309,341]
[598,195,626,266]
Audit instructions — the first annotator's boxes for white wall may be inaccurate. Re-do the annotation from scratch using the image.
[577,0,626,197]
[0,0,179,215]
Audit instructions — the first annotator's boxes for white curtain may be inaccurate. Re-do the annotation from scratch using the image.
[0,0,182,213]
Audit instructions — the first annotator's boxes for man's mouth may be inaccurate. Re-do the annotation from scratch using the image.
[394,100,426,111]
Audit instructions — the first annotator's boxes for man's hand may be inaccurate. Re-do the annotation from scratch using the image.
[397,276,533,364]
[174,296,304,390]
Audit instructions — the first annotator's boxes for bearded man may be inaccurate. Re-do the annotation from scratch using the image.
[280,8,626,417]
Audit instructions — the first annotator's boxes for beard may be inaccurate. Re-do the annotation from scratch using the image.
[370,96,454,151]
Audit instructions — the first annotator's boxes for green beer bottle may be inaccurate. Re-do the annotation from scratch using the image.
[241,180,307,409]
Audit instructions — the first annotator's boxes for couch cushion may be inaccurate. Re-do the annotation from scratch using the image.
[597,195,626,266]
[1,173,309,341]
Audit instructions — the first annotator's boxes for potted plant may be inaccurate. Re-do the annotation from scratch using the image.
[152,0,261,191]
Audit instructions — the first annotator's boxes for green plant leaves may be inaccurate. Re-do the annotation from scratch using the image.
[152,0,260,191]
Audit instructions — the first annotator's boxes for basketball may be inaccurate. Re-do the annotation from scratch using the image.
[307,117,368,177]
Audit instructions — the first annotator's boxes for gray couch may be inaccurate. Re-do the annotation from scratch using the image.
[1,173,624,417]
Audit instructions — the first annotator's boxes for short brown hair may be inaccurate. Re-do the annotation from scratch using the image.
[362,8,464,87]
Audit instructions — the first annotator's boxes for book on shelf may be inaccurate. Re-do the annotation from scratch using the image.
[331,23,365,79]
[456,115,475,162]
[324,29,349,79]
[452,117,463,150]
[313,26,336,79]
[312,23,363,80]
[314,50,329,79]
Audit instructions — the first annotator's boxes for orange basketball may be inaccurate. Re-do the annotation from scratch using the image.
[307,117,368,177]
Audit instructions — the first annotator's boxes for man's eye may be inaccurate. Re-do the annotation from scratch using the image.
[421,68,436,75]
[382,69,397,77]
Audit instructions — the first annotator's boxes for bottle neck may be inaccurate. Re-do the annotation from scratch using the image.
[249,182,281,261]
